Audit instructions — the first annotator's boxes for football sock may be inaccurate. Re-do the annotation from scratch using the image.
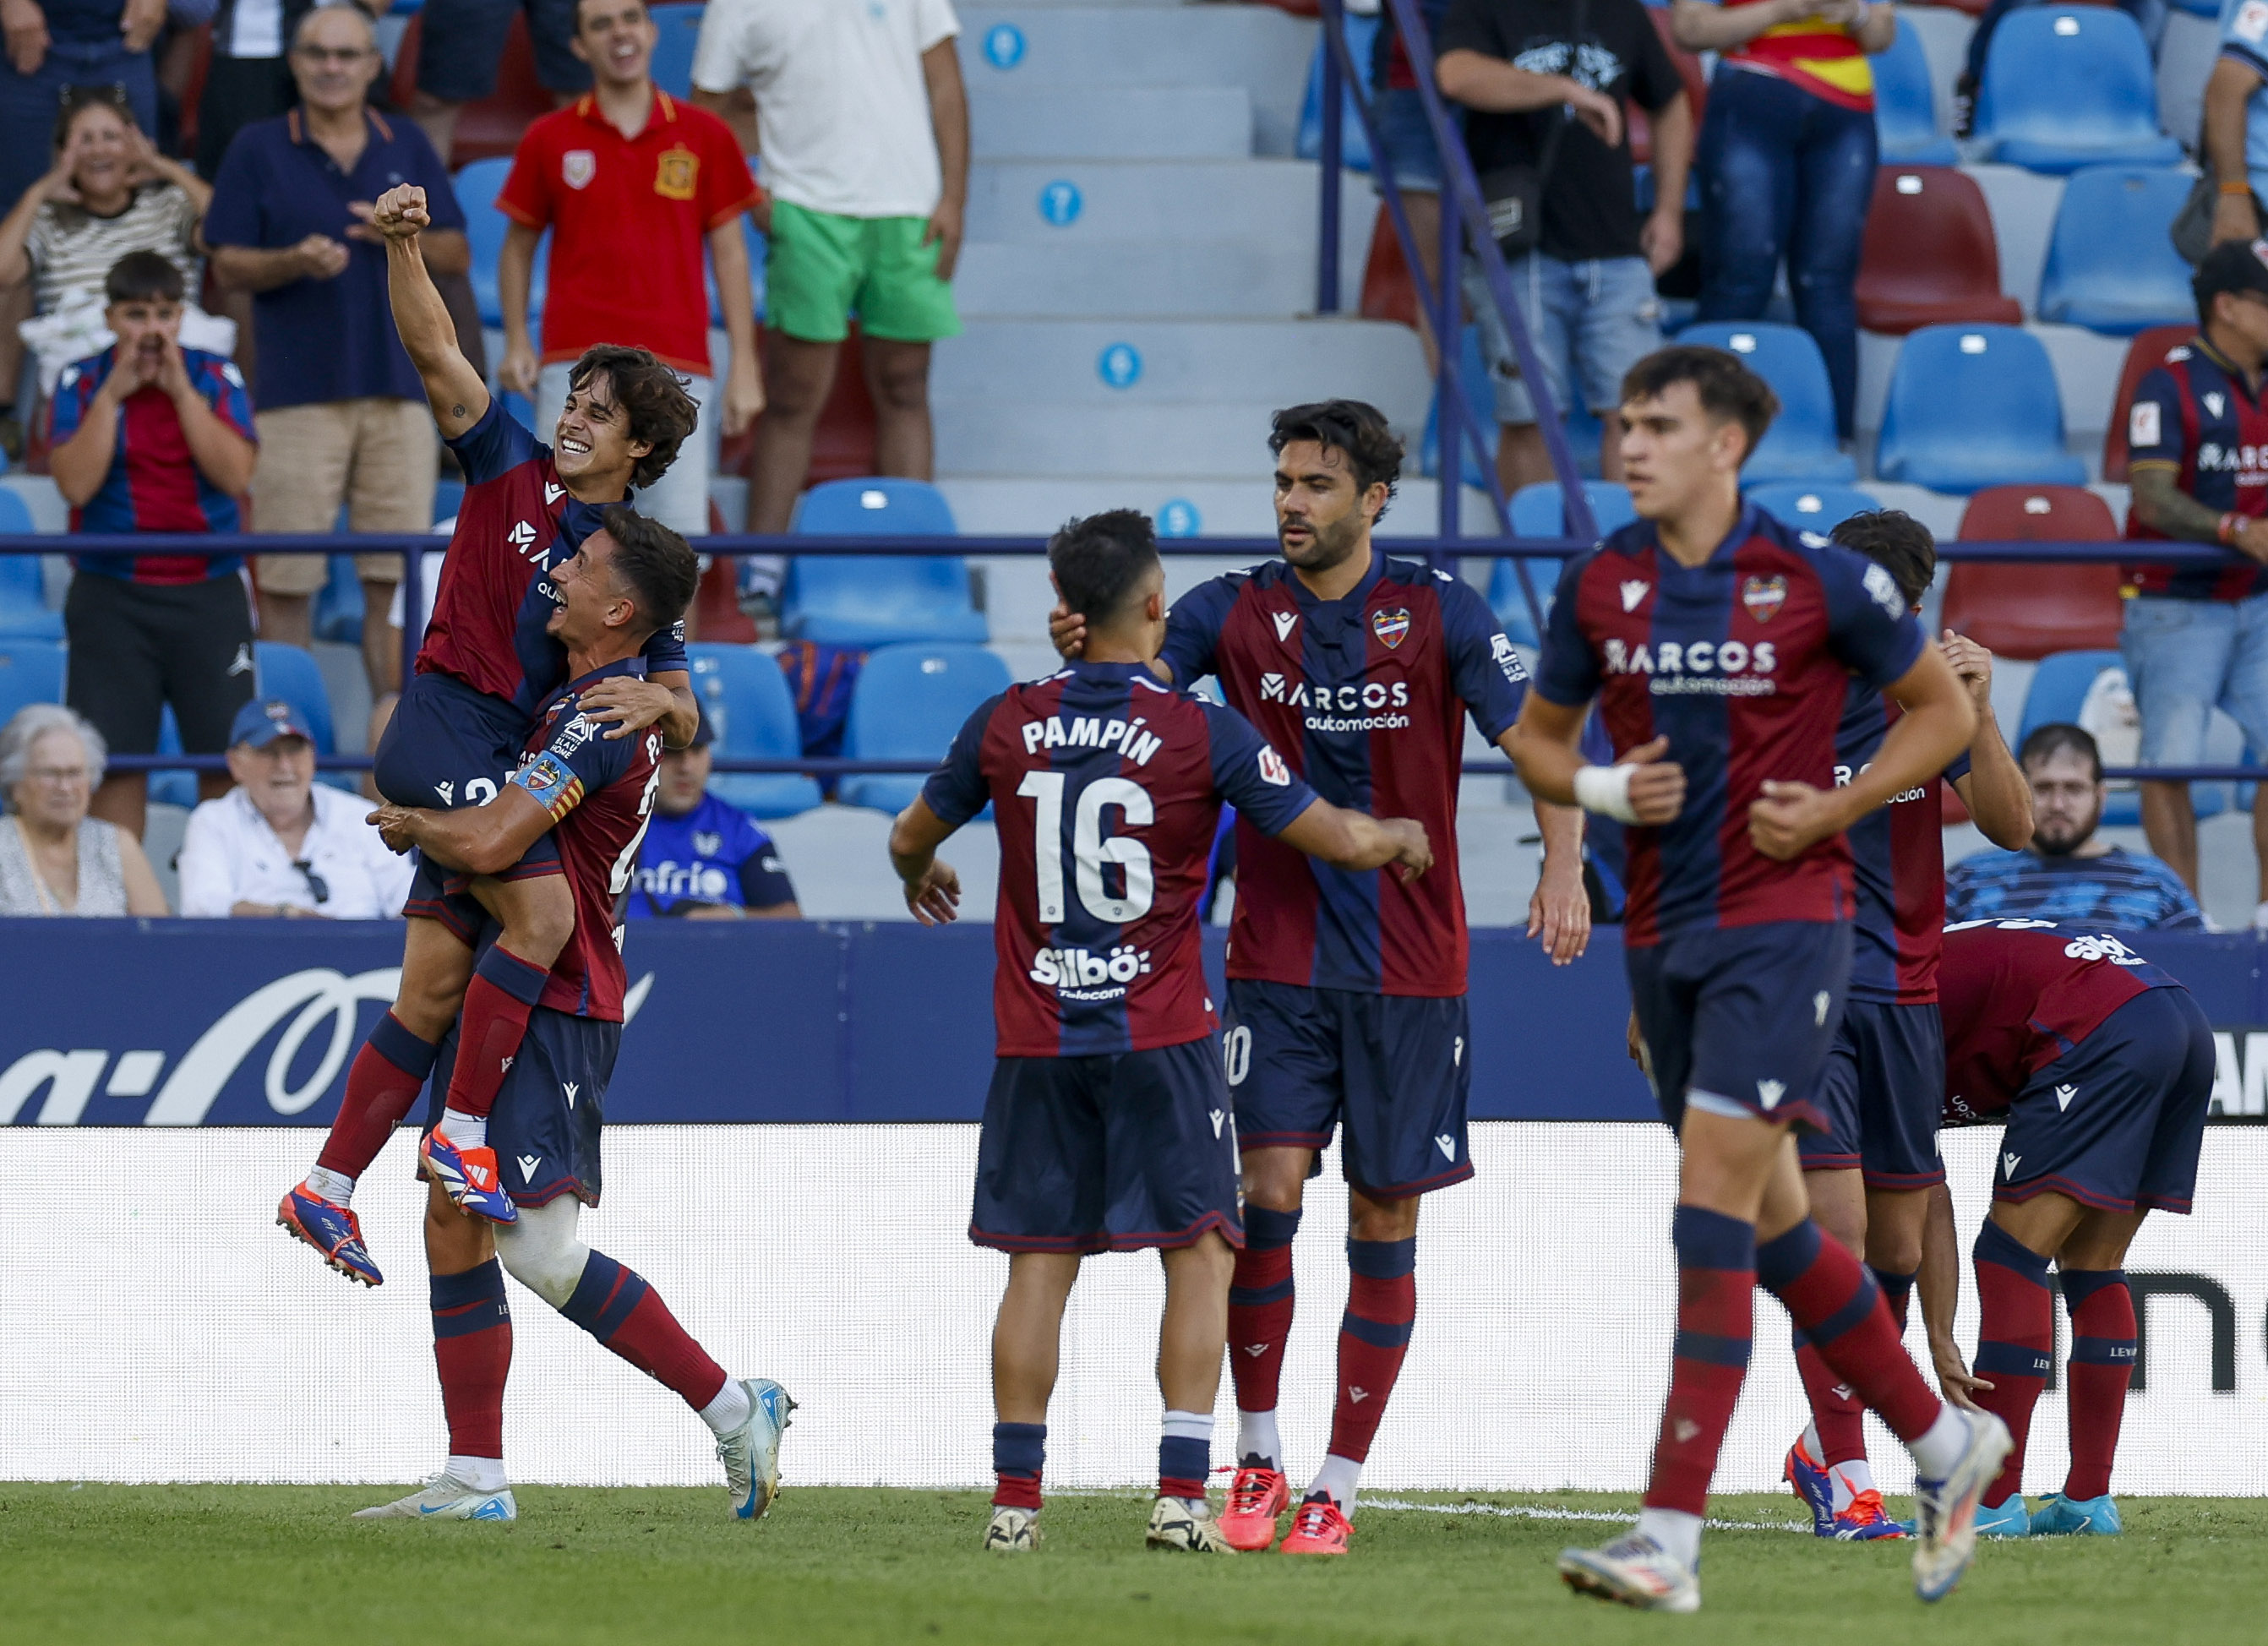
[1793,1327,1867,1470]
[439,1109,487,1151]
[430,1259,511,1469]
[1237,1415,1283,1475]
[444,946,551,1122]
[1634,1506,1703,1569]
[993,1421,1045,1511]
[697,1378,754,1437]
[1326,1235,1416,1469]
[1309,1454,1362,1510]
[446,1454,507,1493]
[1755,1218,1941,1449]
[559,1251,729,1414]
[1870,1263,1917,1332]
[2060,1268,2135,1501]
[1159,1409,1212,1501]
[1970,1218,2054,1504]
[316,1012,440,1187]
[1226,1204,1300,1466]
[304,1165,355,1206]
[1643,1205,1755,1518]
[1829,1458,1877,1514]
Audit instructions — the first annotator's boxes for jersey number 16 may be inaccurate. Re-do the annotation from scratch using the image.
[1017,771,1155,924]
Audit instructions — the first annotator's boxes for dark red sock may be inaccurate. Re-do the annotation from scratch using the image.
[1795,1333,1868,1466]
[1971,1219,2054,1504]
[431,1259,511,1461]
[444,946,551,1122]
[316,1012,439,1179]
[1757,1220,1939,1443]
[559,1250,728,1411]
[2061,1269,2135,1501]
[1326,1236,1416,1465]
[1227,1204,1300,1435]
[1644,1206,1755,1517]
[993,1422,1044,1510]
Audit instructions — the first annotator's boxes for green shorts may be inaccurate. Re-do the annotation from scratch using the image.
[765,199,962,345]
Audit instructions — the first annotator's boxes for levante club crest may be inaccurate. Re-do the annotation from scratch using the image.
[1742,575,1787,623]
[1371,608,1411,649]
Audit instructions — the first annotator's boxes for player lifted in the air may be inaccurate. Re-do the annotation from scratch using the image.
[1512,345,2011,1611]
[1920,918,2212,1540]
[357,509,791,1523]
[1049,401,1587,1557]
[891,510,1433,1555]
[280,182,703,1285]
[1783,511,2033,1540]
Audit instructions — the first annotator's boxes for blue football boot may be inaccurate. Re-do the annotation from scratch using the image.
[420,1130,518,1224]
[1785,1435,1837,1537]
[277,1183,383,1286]
[2029,1491,2121,1536]
[1976,1495,2032,1538]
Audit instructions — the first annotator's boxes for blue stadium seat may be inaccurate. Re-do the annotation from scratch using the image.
[1745,482,1882,534]
[255,642,337,756]
[2036,166,2195,335]
[1419,324,1496,491]
[1677,322,1856,487]
[647,2,704,99]
[150,707,195,810]
[0,638,64,728]
[838,642,1012,815]
[2014,648,2214,825]
[457,157,548,327]
[311,555,364,646]
[0,491,60,639]
[685,643,823,820]
[1490,482,1635,645]
[706,215,768,327]
[782,479,988,648]
[1874,325,2089,494]
[1973,8,2182,174]
[433,478,466,524]
[1874,16,1957,165]
[1296,13,1378,172]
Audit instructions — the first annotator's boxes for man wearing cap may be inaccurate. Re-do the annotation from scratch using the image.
[176,698,414,918]
[626,708,797,919]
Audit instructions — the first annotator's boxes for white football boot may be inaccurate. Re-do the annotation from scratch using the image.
[1912,1409,2014,1602]
[351,1477,516,1522]
[983,1505,1043,1553]
[1557,1533,1702,1613]
[1145,1494,1235,1553]
[717,1377,795,1521]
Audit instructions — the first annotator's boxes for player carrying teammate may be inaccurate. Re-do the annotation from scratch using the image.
[891,510,1433,1555]
[356,510,792,1523]
[279,183,701,1286]
[1921,918,2212,1540]
[1050,401,1587,1557]
[1512,345,2011,1611]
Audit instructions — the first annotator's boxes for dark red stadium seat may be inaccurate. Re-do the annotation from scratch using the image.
[723,324,881,495]
[1360,204,1420,332]
[389,12,554,168]
[1628,8,1708,166]
[1856,166,2024,335]
[693,519,757,642]
[2101,323,2195,482]
[1941,484,2124,660]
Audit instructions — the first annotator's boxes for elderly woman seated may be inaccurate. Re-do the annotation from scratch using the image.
[0,703,167,915]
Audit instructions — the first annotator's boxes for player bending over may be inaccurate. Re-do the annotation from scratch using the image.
[355,510,791,1523]
[891,510,1432,1555]
[1511,345,2010,1611]
[1918,918,2212,1540]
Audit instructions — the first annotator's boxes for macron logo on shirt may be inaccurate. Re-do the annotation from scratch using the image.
[1619,580,1649,612]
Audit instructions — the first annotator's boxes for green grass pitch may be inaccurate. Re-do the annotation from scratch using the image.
[5,1485,2264,1644]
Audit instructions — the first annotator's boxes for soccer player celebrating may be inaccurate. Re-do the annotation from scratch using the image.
[1512,345,2011,1611]
[1920,918,2213,1540]
[1051,401,1586,1557]
[358,510,792,1523]
[279,182,701,1285]
[1783,512,2033,1540]
[891,510,1434,1555]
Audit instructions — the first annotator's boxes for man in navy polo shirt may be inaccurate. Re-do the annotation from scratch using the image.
[204,3,468,697]
[627,709,799,918]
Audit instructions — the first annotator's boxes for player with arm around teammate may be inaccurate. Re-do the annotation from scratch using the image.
[889,510,1433,1556]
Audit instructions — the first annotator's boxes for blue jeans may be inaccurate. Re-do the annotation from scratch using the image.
[2120,593,2268,767]
[1464,253,1662,425]
[0,39,157,217]
[1694,65,1876,439]
[1964,0,2167,82]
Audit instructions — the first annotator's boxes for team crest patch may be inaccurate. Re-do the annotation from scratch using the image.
[563,150,596,189]
[654,145,699,201]
[693,831,722,858]
[1742,575,1787,623]
[1371,607,1411,649]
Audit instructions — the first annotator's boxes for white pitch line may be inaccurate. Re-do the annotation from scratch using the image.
[1357,1496,1813,1535]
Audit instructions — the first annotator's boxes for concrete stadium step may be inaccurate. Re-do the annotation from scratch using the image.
[1964,162,2066,314]
[967,159,1367,247]
[952,239,1316,317]
[936,401,1302,477]
[968,86,1254,161]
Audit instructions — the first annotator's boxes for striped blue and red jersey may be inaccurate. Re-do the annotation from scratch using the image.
[1939,919,2180,1121]
[1535,506,1927,944]
[2123,335,2268,600]
[923,661,1320,1058]
[1837,686,1970,1003]
[51,344,254,584]
[1159,554,1527,996]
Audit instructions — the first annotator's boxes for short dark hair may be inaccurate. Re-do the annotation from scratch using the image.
[568,346,697,492]
[1049,510,1161,627]
[1269,400,1403,523]
[1829,510,1936,605]
[106,249,183,307]
[570,0,646,31]
[2020,722,2104,782]
[1619,346,1780,464]
[54,83,134,152]
[598,506,700,639]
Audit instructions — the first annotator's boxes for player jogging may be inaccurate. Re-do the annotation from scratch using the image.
[891,510,1434,1555]
[356,510,792,1523]
[1919,918,2212,1540]
[1513,344,2011,1611]
[1049,401,1588,1557]
[1782,511,2034,1540]
[280,182,701,1286]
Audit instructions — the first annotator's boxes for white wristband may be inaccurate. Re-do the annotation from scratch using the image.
[1573,762,1644,825]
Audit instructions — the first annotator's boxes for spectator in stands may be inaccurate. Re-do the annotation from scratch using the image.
[204,3,466,700]
[2206,0,2268,246]
[691,0,968,567]
[50,250,257,840]
[1437,0,1690,492]
[0,702,167,914]
[2120,239,2268,913]
[1675,0,1893,444]
[410,0,585,166]
[1370,0,1456,373]
[497,0,761,585]
[627,710,798,918]
[195,0,388,181]
[175,696,411,917]
[1945,723,2205,930]
[1955,0,2167,140]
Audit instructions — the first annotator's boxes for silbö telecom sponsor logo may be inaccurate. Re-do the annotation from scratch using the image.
[1030,945,1152,1001]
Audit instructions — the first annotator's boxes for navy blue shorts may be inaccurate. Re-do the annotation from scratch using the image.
[970,1037,1244,1255]
[427,1005,617,1208]
[1223,978,1472,1200]
[1800,999,1948,1189]
[1627,920,1851,1134]
[415,0,590,101]
[1996,987,2214,1216]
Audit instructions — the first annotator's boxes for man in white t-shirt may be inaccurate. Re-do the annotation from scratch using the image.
[177,697,413,918]
[690,0,969,554]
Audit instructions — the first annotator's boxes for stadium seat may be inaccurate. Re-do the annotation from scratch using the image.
[2036,167,2195,335]
[685,643,823,820]
[1874,325,2088,494]
[1489,482,1635,645]
[1855,168,2025,335]
[391,11,553,167]
[433,477,466,525]
[0,491,60,640]
[310,556,364,646]
[1943,486,2124,658]
[782,479,989,648]
[1676,323,1855,486]
[254,642,337,757]
[150,707,195,811]
[2016,647,2198,824]
[647,2,704,99]
[837,642,1013,815]
[0,638,64,728]
[1972,8,2183,174]
[1746,482,1881,534]
[1360,203,1421,333]
[1874,16,1958,165]
[2101,324,2194,482]
[1295,13,1378,172]
[706,215,768,328]
[1418,324,1497,492]
[458,157,548,328]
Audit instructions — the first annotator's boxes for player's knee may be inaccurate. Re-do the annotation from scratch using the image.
[1240,1151,1307,1213]
[493,1202,591,1311]
[1349,1196,1418,1245]
[504,880,575,969]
